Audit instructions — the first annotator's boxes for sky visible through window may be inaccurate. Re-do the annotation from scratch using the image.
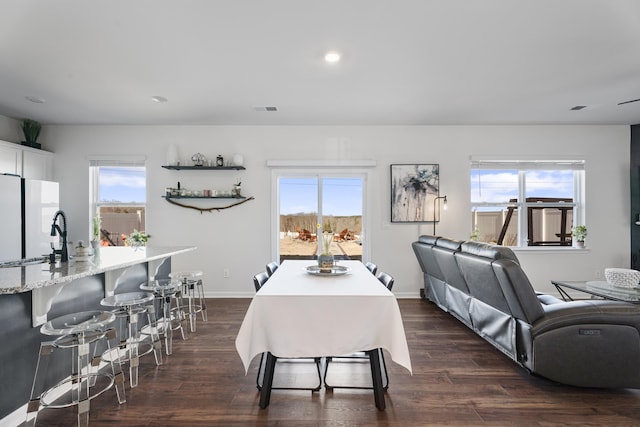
[471,169,573,203]
[280,177,362,216]
[99,167,146,203]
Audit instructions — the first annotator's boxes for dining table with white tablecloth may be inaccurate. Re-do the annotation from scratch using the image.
[235,259,412,410]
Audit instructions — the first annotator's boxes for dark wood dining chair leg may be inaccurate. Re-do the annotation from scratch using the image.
[259,352,277,409]
[367,349,386,410]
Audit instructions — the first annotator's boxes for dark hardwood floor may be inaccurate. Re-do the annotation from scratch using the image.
[27,298,640,426]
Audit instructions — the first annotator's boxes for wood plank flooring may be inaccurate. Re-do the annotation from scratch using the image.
[28,298,640,426]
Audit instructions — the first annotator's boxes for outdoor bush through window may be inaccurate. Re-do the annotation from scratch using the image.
[470,159,585,248]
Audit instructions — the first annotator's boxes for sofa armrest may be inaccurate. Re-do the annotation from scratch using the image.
[532,299,640,336]
[535,292,563,305]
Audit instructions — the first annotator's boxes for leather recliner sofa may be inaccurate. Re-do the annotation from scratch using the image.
[412,235,640,388]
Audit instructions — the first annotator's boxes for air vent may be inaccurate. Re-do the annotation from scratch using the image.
[570,106,587,111]
[253,106,278,112]
[618,98,640,106]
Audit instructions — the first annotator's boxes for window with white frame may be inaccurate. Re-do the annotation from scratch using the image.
[470,159,585,248]
[89,157,146,246]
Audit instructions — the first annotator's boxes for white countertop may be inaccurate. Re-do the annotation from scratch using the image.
[0,246,196,294]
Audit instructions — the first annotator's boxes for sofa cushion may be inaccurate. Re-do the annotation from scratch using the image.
[461,241,520,264]
[436,237,464,251]
[455,250,511,314]
[418,235,439,245]
[492,258,546,323]
[433,238,470,294]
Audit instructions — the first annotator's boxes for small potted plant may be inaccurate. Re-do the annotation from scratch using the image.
[21,119,42,149]
[572,225,588,248]
[125,229,150,248]
[91,214,102,252]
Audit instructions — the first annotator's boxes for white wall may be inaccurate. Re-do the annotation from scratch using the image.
[40,124,630,298]
[0,116,22,144]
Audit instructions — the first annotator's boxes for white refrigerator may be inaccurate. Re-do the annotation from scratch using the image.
[22,178,60,259]
[0,174,59,262]
[0,174,22,262]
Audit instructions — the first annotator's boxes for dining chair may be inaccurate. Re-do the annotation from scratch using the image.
[377,271,394,290]
[253,271,270,292]
[253,272,322,391]
[265,262,279,277]
[324,270,393,391]
[365,262,378,275]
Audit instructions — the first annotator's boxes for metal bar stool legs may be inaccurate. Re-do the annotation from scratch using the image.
[141,278,187,355]
[101,292,163,388]
[26,311,126,427]
[169,271,207,333]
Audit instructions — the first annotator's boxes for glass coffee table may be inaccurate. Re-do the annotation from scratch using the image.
[552,280,640,303]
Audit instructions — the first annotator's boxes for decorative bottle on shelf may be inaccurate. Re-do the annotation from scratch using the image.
[166,143,179,166]
[216,155,224,167]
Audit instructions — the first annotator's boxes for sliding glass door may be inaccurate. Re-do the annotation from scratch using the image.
[276,174,365,263]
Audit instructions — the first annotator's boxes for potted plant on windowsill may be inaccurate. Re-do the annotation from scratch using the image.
[91,214,102,253]
[21,119,42,149]
[572,225,588,248]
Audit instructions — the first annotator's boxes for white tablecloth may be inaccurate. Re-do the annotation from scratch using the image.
[235,260,412,374]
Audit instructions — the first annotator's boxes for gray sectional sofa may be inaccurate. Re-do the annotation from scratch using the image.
[412,235,640,388]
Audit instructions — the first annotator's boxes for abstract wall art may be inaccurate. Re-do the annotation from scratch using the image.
[390,164,440,222]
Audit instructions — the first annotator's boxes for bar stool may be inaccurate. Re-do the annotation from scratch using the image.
[140,278,187,355]
[168,271,207,332]
[26,310,126,427]
[100,292,163,388]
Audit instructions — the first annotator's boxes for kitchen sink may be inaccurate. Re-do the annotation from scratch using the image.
[0,257,47,268]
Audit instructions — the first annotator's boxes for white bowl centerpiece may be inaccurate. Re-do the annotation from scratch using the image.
[604,268,640,288]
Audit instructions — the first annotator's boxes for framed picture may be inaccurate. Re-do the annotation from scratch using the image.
[390,164,440,223]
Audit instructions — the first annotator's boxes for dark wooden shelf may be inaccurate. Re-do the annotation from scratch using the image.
[162,196,246,200]
[162,165,245,171]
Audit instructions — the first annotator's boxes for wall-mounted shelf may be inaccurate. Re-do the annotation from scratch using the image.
[163,195,246,200]
[162,165,245,171]
[162,195,254,213]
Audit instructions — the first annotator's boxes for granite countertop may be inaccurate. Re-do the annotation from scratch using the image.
[0,246,196,294]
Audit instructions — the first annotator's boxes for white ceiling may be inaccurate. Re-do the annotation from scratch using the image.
[1,0,640,126]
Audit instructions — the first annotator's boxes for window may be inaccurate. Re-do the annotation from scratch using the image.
[90,157,146,246]
[274,172,366,263]
[470,159,585,248]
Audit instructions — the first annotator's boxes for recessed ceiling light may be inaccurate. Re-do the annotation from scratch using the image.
[151,96,168,103]
[25,96,46,104]
[324,51,341,63]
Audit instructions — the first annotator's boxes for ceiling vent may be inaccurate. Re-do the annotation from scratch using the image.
[253,106,278,112]
[570,105,587,111]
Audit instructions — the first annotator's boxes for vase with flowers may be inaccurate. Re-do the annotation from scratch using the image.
[317,224,335,271]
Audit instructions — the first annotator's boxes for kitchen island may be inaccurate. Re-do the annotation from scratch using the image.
[0,245,196,423]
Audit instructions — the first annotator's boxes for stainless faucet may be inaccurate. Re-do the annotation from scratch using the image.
[50,210,69,262]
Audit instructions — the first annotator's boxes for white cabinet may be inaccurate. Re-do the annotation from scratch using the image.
[22,149,54,180]
[0,142,21,175]
[0,140,53,180]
